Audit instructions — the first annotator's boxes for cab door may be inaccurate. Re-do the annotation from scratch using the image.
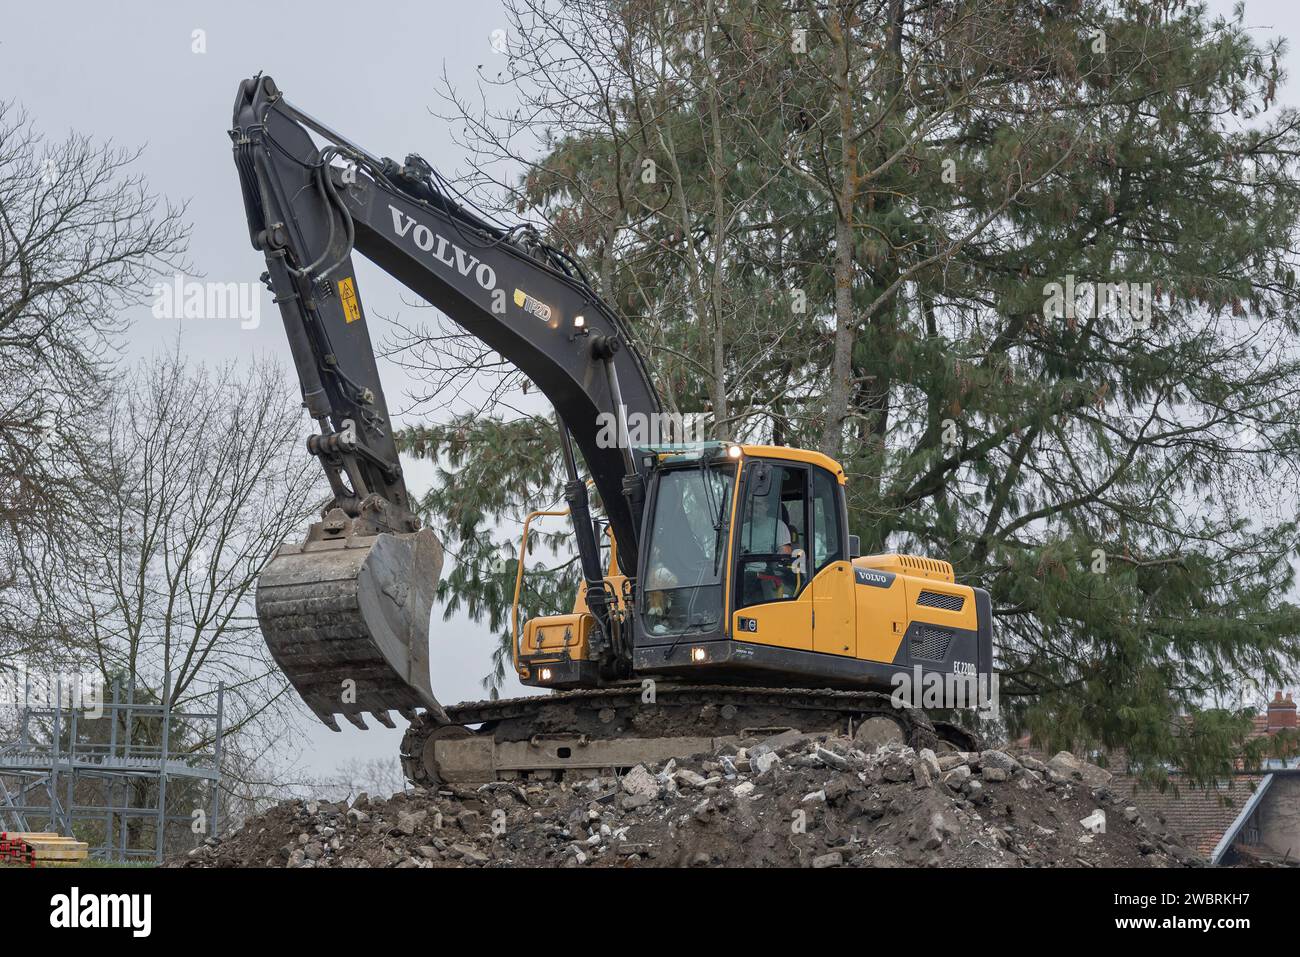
[731,461,812,650]
[810,467,856,656]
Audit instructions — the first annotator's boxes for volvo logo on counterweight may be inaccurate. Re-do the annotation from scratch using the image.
[388,205,497,291]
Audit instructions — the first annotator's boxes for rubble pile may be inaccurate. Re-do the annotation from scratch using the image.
[176,733,1195,868]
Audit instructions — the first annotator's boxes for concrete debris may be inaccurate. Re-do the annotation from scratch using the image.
[621,765,659,797]
[1048,751,1113,788]
[173,741,1191,870]
[1080,810,1107,834]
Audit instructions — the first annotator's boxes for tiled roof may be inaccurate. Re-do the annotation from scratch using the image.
[1112,773,1268,858]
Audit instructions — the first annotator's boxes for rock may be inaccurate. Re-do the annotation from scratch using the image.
[913,761,933,788]
[815,747,849,770]
[304,842,324,861]
[347,808,369,824]
[1019,755,1049,774]
[980,749,1021,773]
[732,781,756,798]
[450,843,489,865]
[1014,769,1038,790]
[981,767,1009,783]
[751,750,781,775]
[917,748,941,776]
[457,810,481,833]
[674,769,709,789]
[1048,751,1113,788]
[621,765,659,797]
[937,754,966,772]
[397,810,428,835]
[1080,810,1107,834]
[941,765,971,788]
[416,845,439,860]
[881,753,914,783]
[758,729,807,752]
[621,793,653,811]
[812,851,844,869]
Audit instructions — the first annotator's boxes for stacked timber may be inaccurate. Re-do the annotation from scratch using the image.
[0,831,89,867]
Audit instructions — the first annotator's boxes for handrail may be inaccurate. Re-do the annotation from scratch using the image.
[511,506,573,675]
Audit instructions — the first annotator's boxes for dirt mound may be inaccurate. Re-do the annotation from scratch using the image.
[176,733,1195,868]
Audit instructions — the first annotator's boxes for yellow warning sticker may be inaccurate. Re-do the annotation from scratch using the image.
[339,276,361,323]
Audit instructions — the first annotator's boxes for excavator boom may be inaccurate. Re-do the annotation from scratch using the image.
[230,75,659,731]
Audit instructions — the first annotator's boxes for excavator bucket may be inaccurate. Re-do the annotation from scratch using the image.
[255,514,449,731]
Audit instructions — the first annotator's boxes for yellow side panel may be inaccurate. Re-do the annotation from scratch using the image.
[854,576,908,665]
[811,561,856,656]
[901,578,978,631]
[733,595,812,650]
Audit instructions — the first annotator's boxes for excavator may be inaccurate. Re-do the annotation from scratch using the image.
[230,75,994,787]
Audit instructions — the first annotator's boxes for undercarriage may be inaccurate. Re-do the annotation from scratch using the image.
[399,684,984,787]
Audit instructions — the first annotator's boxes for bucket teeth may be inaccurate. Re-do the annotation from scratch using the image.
[318,712,342,733]
[372,710,396,729]
[344,712,369,730]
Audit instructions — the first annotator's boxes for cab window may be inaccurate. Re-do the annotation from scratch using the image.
[736,463,807,607]
[810,468,843,572]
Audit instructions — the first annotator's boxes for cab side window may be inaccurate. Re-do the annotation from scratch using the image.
[811,468,843,572]
[737,463,807,606]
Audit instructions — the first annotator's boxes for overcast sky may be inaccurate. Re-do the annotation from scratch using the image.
[1,0,1296,779]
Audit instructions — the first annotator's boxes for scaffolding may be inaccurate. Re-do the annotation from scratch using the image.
[0,673,224,863]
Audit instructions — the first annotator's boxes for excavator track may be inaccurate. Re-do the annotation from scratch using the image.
[399,684,983,787]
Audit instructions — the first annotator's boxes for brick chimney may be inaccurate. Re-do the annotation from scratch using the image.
[1266,691,1297,733]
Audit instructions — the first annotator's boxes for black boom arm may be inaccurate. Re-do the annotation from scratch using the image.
[230,76,661,593]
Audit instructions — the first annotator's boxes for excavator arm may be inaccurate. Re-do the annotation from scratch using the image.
[231,75,660,730]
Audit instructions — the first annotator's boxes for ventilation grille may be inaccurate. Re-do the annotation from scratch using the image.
[899,555,952,576]
[912,627,952,662]
[917,590,965,612]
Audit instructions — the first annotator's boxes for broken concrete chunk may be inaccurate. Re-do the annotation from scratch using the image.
[1048,751,1113,788]
[941,765,972,787]
[674,768,709,789]
[913,761,933,789]
[1080,810,1106,834]
[751,750,781,775]
[621,765,659,797]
